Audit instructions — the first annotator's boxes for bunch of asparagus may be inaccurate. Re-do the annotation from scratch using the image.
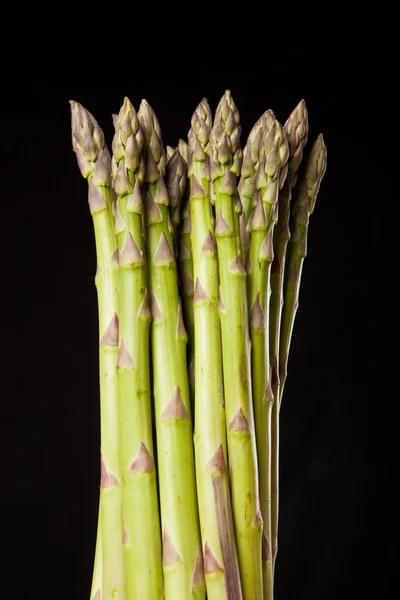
[70,91,327,600]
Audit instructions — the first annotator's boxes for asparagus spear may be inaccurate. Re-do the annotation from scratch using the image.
[269,100,309,570]
[271,134,326,574]
[210,90,263,599]
[189,99,242,599]
[176,140,195,411]
[139,100,204,599]
[246,110,289,598]
[279,133,327,399]
[112,98,164,599]
[70,101,127,600]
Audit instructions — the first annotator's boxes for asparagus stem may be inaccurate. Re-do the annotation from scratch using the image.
[272,134,326,574]
[279,133,327,400]
[139,100,204,599]
[177,140,195,411]
[246,110,289,598]
[70,101,127,600]
[189,99,242,599]
[111,98,164,599]
[269,100,309,570]
[210,90,263,600]
[90,511,102,600]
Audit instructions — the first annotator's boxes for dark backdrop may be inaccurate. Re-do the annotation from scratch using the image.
[2,36,383,599]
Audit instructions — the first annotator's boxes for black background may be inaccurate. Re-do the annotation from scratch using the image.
[2,31,384,599]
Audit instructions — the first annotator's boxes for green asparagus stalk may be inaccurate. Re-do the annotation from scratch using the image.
[210,90,263,600]
[177,139,195,411]
[269,100,309,569]
[189,99,242,599]
[139,100,204,599]
[279,133,327,399]
[70,101,127,600]
[246,110,289,598]
[111,98,164,599]
[272,134,326,574]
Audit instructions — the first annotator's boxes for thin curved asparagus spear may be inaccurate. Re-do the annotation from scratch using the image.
[246,110,289,598]
[70,101,127,600]
[189,99,242,600]
[269,100,309,570]
[177,139,195,410]
[272,135,327,573]
[112,98,164,599]
[139,100,204,599]
[279,134,327,399]
[210,90,263,600]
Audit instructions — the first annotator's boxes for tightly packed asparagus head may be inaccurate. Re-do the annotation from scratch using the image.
[70,91,327,600]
